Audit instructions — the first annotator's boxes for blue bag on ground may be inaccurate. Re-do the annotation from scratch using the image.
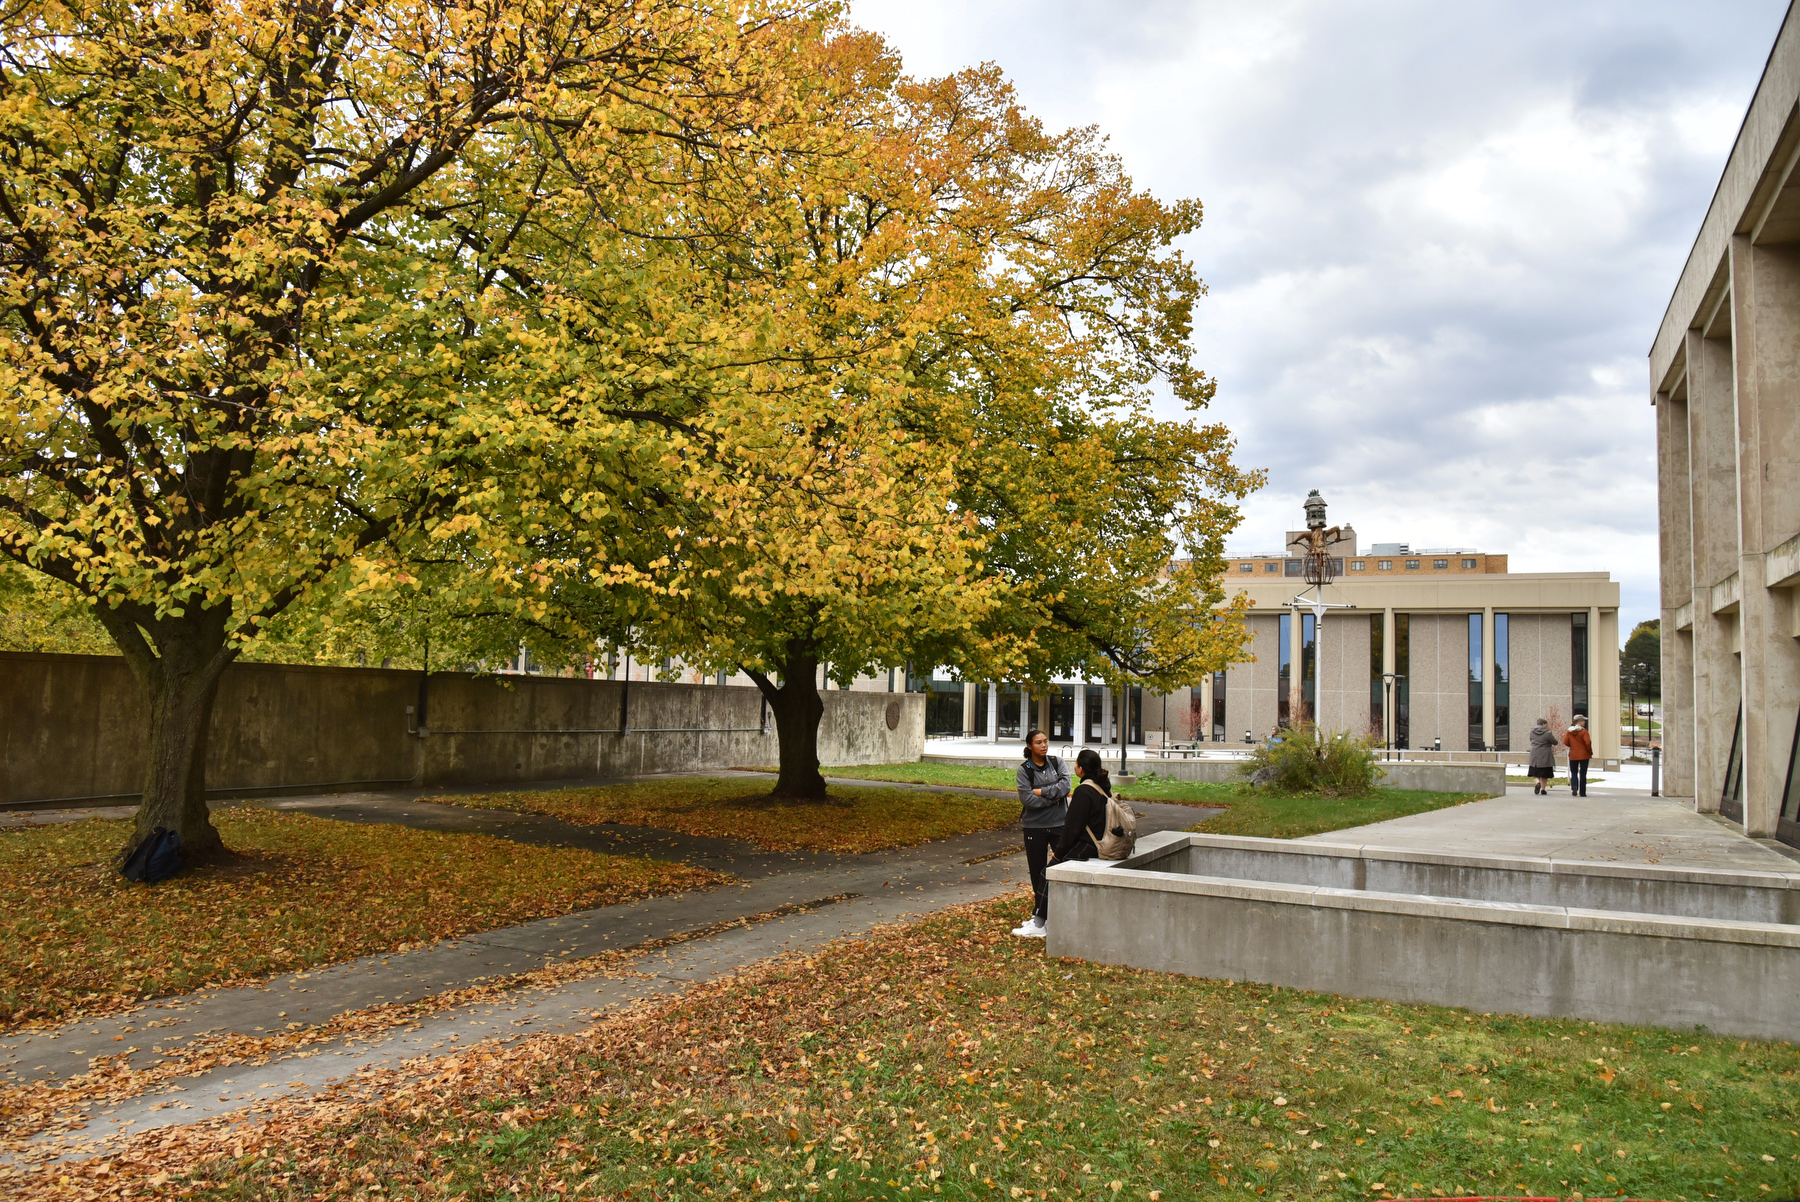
[121,827,182,883]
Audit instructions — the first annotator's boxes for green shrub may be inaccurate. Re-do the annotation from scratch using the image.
[1239,723,1382,797]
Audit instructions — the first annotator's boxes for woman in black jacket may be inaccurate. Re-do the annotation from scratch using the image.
[1053,748,1113,864]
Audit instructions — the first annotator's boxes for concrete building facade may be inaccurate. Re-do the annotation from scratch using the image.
[1177,496,1619,758]
[1651,7,1800,846]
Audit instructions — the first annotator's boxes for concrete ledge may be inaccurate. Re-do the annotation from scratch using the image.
[1048,833,1800,1040]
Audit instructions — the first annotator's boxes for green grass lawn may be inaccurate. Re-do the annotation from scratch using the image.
[145,896,1800,1202]
[1115,778,1487,840]
[0,810,721,1028]
[750,763,1488,841]
[422,777,1019,854]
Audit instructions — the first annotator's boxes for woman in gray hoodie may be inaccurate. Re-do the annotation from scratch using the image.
[1012,728,1070,938]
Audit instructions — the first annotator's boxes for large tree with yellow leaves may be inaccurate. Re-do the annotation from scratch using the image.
[605,36,1261,798]
[0,0,835,859]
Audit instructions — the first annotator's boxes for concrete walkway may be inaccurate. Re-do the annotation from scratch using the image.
[1301,790,1800,873]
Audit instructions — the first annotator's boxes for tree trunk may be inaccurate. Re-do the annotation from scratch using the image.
[749,641,828,800]
[98,607,234,867]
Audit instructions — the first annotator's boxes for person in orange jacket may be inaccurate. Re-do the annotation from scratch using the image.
[1563,715,1594,797]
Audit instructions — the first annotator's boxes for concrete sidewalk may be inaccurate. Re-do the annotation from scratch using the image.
[1301,791,1800,872]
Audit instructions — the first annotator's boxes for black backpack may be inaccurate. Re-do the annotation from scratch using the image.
[121,827,183,883]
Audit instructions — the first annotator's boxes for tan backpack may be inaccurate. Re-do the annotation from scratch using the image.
[1085,785,1138,861]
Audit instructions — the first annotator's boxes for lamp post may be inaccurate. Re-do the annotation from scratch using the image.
[1381,672,1406,756]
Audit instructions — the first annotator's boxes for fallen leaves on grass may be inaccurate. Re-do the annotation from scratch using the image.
[423,776,1019,853]
[0,810,723,1029]
[11,896,1795,1201]
[0,893,860,1157]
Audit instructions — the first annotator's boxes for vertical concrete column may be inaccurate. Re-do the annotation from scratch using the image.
[1596,609,1620,761]
[1101,687,1113,744]
[1382,608,1397,746]
[1199,674,1212,742]
[1657,392,1696,796]
[987,684,999,744]
[1073,684,1087,744]
[963,682,976,735]
[1037,692,1051,737]
[1728,235,1800,835]
[1687,328,1740,813]
[1481,607,1496,752]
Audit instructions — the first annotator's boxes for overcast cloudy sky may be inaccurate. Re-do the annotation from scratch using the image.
[848,0,1788,638]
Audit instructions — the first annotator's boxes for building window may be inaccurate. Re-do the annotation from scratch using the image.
[1264,561,1279,573]
[1284,558,1302,577]
[1369,612,1384,737]
[1468,613,1483,751]
[1278,613,1291,728]
[1395,614,1410,749]
[1571,612,1588,719]
[1211,671,1227,742]
[1240,563,1253,573]
[1494,614,1510,751]
[1405,559,1421,570]
[1377,559,1392,571]
[1463,558,1478,570]
[1350,560,1366,571]
[1434,559,1449,570]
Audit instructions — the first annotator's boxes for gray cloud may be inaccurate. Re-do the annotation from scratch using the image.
[850,0,1787,635]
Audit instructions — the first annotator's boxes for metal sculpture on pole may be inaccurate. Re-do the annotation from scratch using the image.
[1286,491,1356,730]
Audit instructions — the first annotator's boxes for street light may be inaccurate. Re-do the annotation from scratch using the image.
[1381,673,1406,755]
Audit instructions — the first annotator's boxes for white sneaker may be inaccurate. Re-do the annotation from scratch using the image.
[1011,920,1038,937]
[1022,916,1048,938]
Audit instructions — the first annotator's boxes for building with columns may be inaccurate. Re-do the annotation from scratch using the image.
[1651,5,1800,847]
[1171,493,1619,757]
[937,491,1618,760]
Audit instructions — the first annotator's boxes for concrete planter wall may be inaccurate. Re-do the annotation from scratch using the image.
[1048,831,1800,1041]
[2,652,923,806]
[922,754,1503,796]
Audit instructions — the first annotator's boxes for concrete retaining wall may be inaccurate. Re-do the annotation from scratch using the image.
[1,652,923,806]
[922,753,1503,796]
[1049,832,1800,1041]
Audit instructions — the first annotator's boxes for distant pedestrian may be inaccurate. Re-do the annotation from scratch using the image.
[1051,749,1113,866]
[1528,718,1557,795]
[1012,728,1069,939]
[1563,715,1593,797]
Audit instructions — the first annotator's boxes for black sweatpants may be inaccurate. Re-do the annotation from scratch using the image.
[1024,828,1056,920]
[1570,759,1589,797]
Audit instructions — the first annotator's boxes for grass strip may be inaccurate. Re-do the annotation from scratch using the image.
[0,809,722,1029]
[423,777,1019,855]
[50,896,1799,1202]
[1108,778,1482,840]
[749,764,1486,841]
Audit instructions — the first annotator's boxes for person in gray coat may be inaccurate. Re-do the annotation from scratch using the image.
[1012,728,1070,938]
[1527,718,1558,795]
